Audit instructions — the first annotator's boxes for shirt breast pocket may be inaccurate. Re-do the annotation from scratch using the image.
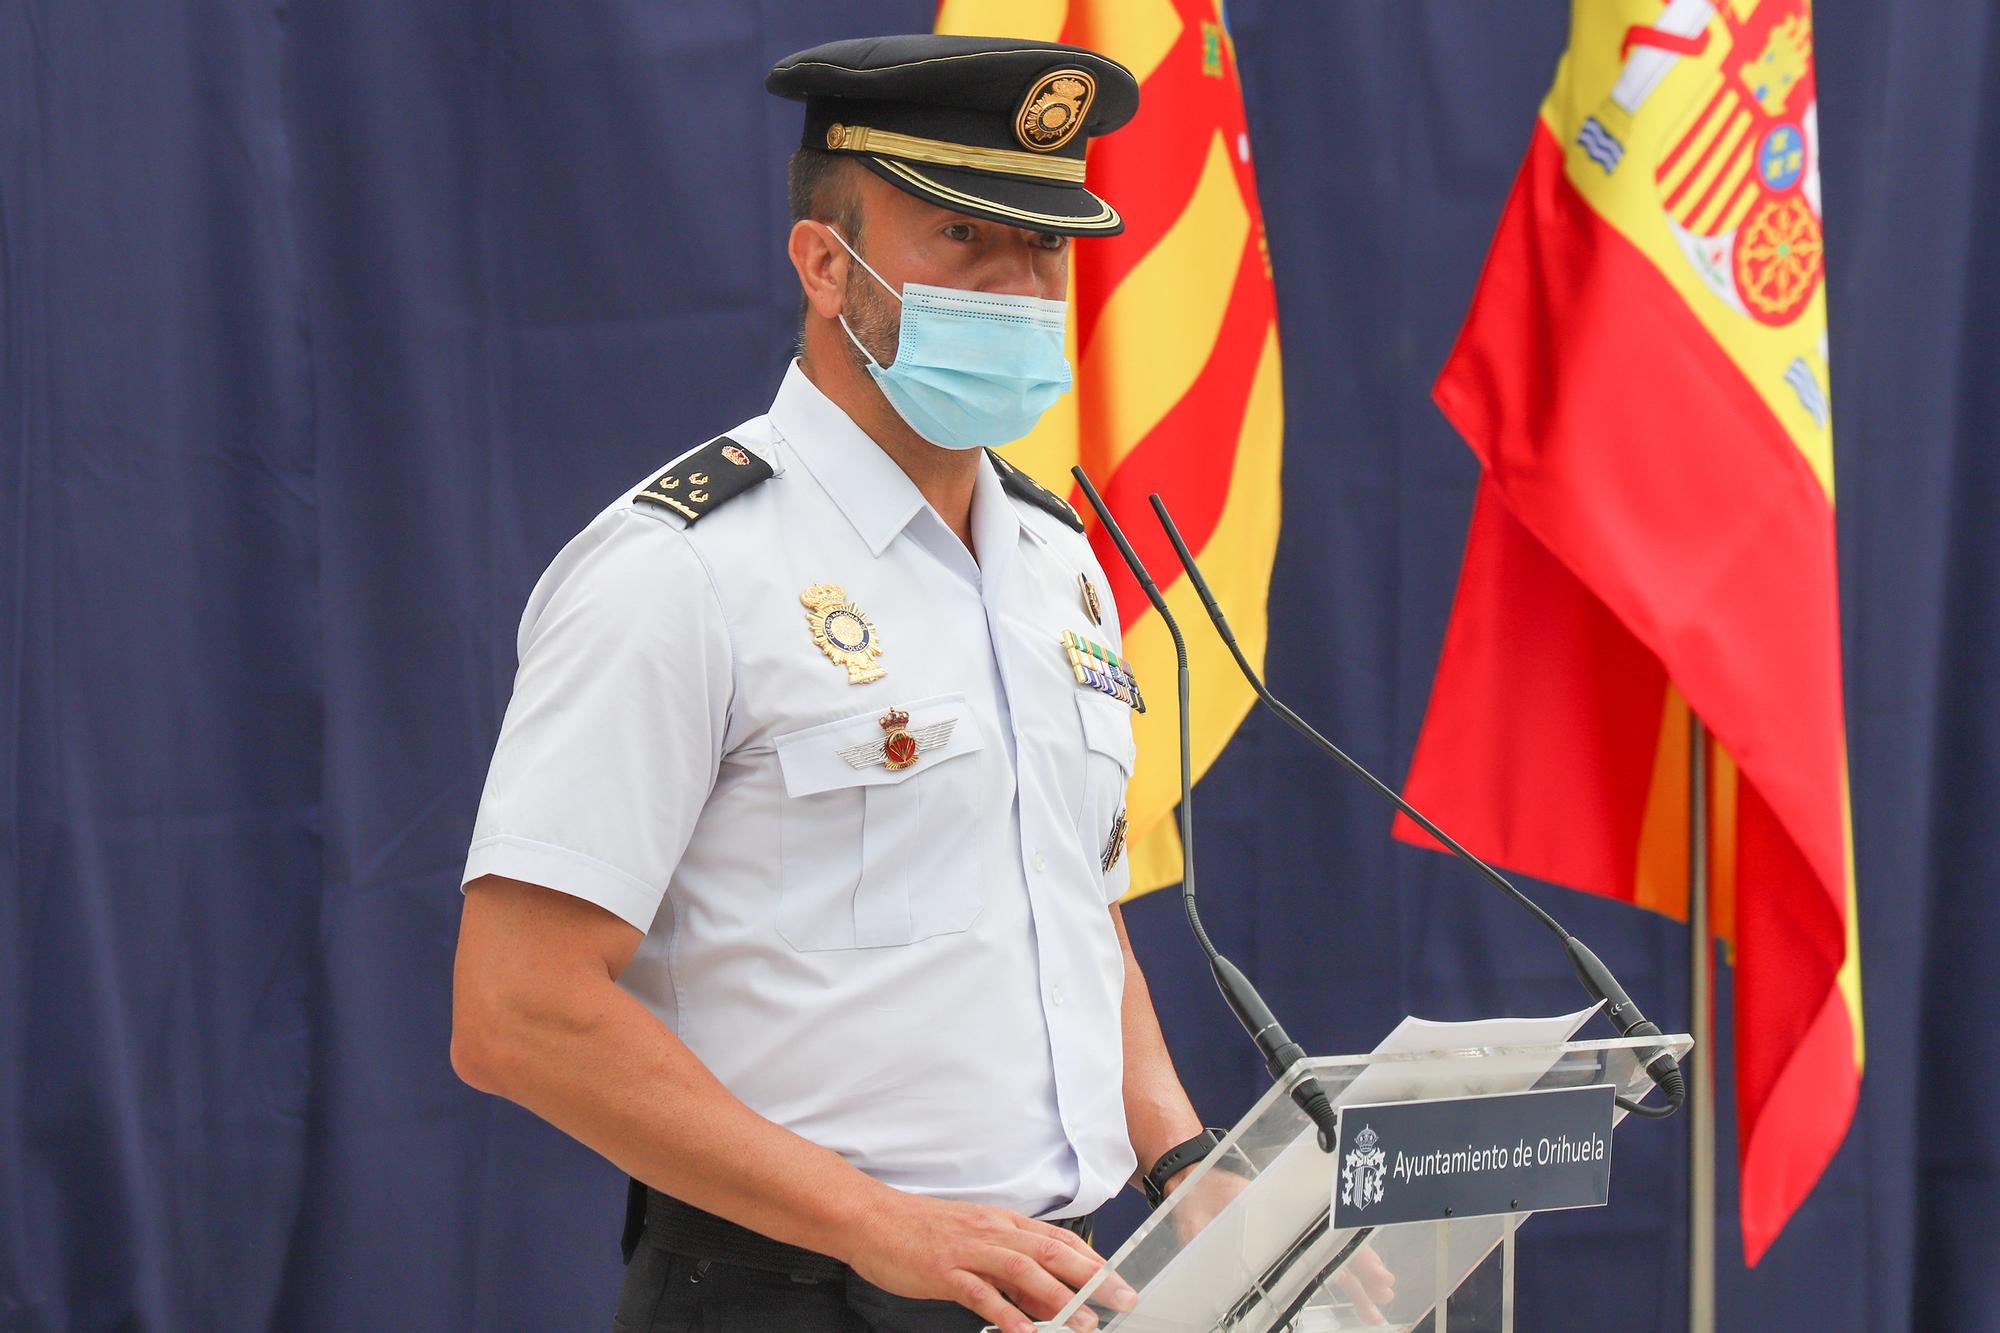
[1075,691,1136,851]
[772,692,986,951]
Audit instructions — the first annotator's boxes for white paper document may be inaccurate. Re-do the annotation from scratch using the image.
[1339,1002,1604,1107]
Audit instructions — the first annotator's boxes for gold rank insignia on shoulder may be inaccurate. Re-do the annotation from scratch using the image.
[802,583,885,684]
[634,435,772,524]
[836,708,957,772]
[1063,629,1144,712]
[1078,572,1103,625]
[1101,808,1128,873]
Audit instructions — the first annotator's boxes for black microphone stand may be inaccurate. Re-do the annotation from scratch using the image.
[1071,468,1342,1151]
[1144,493,1684,1119]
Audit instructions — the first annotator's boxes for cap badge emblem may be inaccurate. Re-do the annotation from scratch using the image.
[836,708,958,772]
[1015,69,1096,152]
[801,583,886,684]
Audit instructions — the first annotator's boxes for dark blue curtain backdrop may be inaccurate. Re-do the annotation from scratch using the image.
[3,2,1993,1328]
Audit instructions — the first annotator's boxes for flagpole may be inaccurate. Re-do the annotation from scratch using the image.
[1688,714,1716,1331]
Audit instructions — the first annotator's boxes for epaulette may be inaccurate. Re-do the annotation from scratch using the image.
[634,436,773,524]
[986,449,1083,533]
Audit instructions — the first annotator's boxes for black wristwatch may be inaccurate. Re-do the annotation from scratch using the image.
[1141,1127,1225,1207]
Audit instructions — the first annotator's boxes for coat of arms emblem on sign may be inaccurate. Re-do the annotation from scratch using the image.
[1341,1123,1387,1212]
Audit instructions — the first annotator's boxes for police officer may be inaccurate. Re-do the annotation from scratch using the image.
[451,35,1227,1332]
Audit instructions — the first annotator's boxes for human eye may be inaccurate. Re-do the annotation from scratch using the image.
[1032,231,1069,253]
[942,221,976,242]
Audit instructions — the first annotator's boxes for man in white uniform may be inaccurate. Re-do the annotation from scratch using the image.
[451,35,1228,1333]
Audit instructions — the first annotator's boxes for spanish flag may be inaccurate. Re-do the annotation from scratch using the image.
[936,0,1284,898]
[1396,0,1858,1263]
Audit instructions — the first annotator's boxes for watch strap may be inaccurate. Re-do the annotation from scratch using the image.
[1141,1127,1225,1207]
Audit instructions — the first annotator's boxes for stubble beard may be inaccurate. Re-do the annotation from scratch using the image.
[841,264,901,375]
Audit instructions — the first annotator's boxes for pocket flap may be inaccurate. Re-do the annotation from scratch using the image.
[1076,692,1136,774]
[775,692,982,797]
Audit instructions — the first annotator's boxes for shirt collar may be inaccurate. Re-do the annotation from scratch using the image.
[769,361,925,557]
[768,362,1023,574]
[969,447,1020,583]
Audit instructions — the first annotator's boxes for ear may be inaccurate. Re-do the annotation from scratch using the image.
[787,220,848,322]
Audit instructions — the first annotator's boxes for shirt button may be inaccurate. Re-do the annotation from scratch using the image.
[1033,851,1048,873]
[1051,985,1066,1007]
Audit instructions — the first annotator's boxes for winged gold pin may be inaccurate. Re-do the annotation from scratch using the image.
[837,710,956,771]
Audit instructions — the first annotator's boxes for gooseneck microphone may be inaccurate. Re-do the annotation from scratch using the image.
[1143,493,1684,1120]
[1071,468,1342,1152]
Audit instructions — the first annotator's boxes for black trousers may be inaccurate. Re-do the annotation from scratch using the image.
[615,1186,1086,1333]
[612,1243,990,1333]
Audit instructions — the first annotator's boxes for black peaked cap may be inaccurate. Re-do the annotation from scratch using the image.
[768,35,1141,237]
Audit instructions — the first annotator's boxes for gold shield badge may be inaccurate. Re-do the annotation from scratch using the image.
[801,583,885,684]
[1014,70,1096,152]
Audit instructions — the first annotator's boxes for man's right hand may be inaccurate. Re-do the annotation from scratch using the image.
[841,1190,1139,1333]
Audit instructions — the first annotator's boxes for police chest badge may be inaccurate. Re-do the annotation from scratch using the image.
[801,583,885,684]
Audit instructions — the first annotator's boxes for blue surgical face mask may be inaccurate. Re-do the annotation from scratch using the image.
[822,225,1072,450]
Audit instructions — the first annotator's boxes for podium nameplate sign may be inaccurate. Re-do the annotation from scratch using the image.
[1331,1083,1615,1229]
[1018,1035,1690,1333]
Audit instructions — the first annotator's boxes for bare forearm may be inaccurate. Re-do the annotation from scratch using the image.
[453,882,1139,1333]
[490,988,883,1253]
[1112,908,1204,1179]
[452,888,889,1262]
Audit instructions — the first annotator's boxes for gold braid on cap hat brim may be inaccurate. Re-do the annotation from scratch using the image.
[825,123,1086,183]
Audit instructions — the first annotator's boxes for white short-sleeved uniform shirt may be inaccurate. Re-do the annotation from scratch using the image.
[464,362,1138,1219]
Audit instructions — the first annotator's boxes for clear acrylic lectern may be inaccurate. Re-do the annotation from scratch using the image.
[1032,1033,1693,1333]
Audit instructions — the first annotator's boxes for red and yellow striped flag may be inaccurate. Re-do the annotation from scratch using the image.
[1396,0,1858,1263]
[936,0,1284,897]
